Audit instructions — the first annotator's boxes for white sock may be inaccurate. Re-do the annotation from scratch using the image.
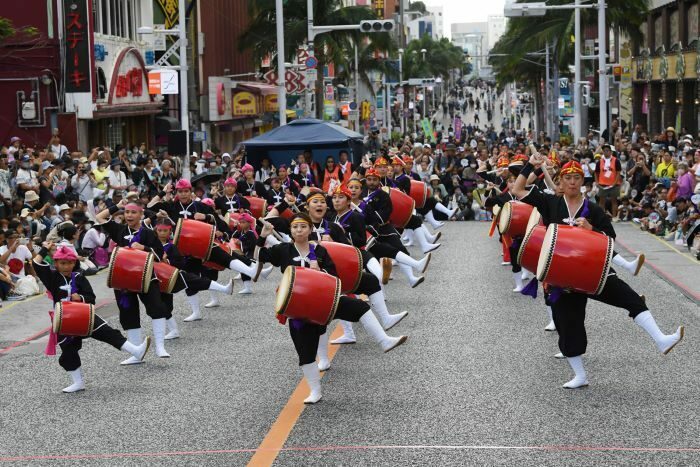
[317,331,330,371]
[612,253,634,272]
[434,202,453,217]
[186,295,200,314]
[563,356,588,388]
[208,281,229,293]
[366,257,383,283]
[634,310,684,353]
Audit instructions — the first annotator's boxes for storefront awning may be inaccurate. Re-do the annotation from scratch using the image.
[93,102,163,119]
[237,82,278,96]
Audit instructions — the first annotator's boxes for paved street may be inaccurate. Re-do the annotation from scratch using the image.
[1,222,699,466]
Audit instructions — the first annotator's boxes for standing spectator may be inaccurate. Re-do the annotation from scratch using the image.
[15,155,40,198]
[0,151,12,218]
[48,134,69,159]
[627,151,651,201]
[595,144,623,220]
[71,160,93,202]
[107,158,128,198]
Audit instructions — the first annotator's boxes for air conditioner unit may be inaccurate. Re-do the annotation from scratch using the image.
[21,101,37,120]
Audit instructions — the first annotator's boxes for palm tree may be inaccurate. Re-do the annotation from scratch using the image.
[490,0,650,132]
[239,0,393,119]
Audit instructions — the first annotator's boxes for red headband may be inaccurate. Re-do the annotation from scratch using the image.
[560,161,584,176]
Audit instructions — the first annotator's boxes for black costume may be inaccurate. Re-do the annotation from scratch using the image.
[520,185,648,357]
[101,215,168,330]
[255,240,370,365]
[34,258,126,372]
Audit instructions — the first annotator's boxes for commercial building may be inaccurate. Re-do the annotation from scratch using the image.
[630,0,699,133]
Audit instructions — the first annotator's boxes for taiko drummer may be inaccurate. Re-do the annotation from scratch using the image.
[33,245,150,393]
[256,213,407,404]
[512,155,684,389]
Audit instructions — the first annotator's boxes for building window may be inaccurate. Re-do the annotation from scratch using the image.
[94,0,140,39]
[669,10,679,45]
[653,15,663,51]
[689,4,699,44]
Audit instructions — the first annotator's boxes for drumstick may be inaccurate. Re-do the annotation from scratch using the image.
[350,202,363,213]
[257,217,284,242]
[252,246,263,282]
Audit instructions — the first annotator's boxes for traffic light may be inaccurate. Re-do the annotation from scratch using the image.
[582,84,591,106]
[360,20,394,33]
[408,78,435,86]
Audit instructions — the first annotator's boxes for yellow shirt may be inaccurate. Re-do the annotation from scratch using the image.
[655,161,675,179]
[92,168,109,190]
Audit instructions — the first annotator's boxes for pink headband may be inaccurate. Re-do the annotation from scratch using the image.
[124,203,143,212]
[224,177,237,186]
[53,246,78,261]
[239,213,255,224]
[201,198,215,207]
[175,179,192,190]
[241,163,254,173]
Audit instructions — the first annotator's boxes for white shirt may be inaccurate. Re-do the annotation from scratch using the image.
[81,228,106,250]
[0,244,33,277]
[107,169,127,196]
[50,144,68,159]
[15,168,38,189]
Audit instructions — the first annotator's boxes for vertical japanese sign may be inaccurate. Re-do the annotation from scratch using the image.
[64,0,92,93]
[373,0,385,18]
[454,116,462,141]
[156,0,179,29]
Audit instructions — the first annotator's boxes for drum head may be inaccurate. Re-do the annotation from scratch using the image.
[536,224,558,281]
[141,253,155,294]
[274,266,295,314]
[526,208,541,232]
[173,218,185,246]
[106,247,120,288]
[498,202,513,234]
[52,302,63,334]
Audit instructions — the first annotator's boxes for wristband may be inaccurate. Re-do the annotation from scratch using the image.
[108,205,119,215]
[39,247,49,258]
[520,162,535,179]
[158,191,166,198]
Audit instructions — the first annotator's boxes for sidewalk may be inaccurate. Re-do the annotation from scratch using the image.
[614,223,700,303]
[0,269,116,352]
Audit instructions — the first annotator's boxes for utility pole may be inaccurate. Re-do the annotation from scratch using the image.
[354,43,360,131]
[399,48,404,136]
[545,41,550,137]
[178,0,189,158]
[276,0,287,125]
[573,0,582,140]
[598,0,608,137]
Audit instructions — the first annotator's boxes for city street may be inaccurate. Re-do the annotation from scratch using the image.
[1,222,698,466]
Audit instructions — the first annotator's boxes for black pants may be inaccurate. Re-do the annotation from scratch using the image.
[209,244,252,268]
[552,275,648,358]
[369,235,408,259]
[289,296,370,365]
[161,271,213,315]
[183,258,219,296]
[417,197,437,216]
[58,315,126,371]
[510,240,522,273]
[115,277,168,330]
[405,214,422,230]
[352,271,381,295]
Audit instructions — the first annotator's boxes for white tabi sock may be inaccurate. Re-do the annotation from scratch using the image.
[330,320,357,344]
[563,356,589,389]
[634,310,684,354]
[184,295,202,322]
[317,331,330,371]
[368,291,408,330]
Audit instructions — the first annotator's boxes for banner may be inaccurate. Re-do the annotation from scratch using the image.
[63,0,92,93]
[421,118,436,143]
[232,91,257,116]
[454,116,462,141]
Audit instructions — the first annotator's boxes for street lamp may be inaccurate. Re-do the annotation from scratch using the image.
[398,48,405,136]
[504,0,605,140]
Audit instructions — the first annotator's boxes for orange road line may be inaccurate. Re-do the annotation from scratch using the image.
[247,324,344,467]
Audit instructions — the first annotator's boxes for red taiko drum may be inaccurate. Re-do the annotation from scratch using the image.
[203,240,232,271]
[320,242,364,293]
[409,180,429,208]
[153,261,180,293]
[498,201,534,238]
[53,302,95,337]
[245,196,268,220]
[274,267,341,326]
[383,187,415,229]
[107,247,155,293]
[516,208,546,272]
[536,224,614,295]
[173,219,216,260]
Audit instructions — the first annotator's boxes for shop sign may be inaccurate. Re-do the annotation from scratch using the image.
[264,94,279,112]
[63,0,92,93]
[233,91,257,115]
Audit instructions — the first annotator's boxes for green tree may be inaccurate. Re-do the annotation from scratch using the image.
[239,0,394,118]
[490,0,649,131]
[0,17,38,43]
[401,35,464,81]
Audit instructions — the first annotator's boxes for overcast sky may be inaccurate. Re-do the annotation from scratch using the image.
[422,0,507,39]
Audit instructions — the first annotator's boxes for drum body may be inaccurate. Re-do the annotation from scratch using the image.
[409,180,428,208]
[107,247,155,293]
[517,208,546,272]
[383,187,415,229]
[274,267,341,326]
[53,302,95,337]
[320,242,364,293]
[536,224,614,295]
[173,219,216,260]
[245,196,268,220]
[203,240,232,271]
[153,261,180,293]
[498,201,534,238]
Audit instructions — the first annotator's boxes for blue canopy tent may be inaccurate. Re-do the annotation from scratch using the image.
[241,119,365,167]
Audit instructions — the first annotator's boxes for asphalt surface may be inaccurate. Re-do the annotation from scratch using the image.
[1,221,699,466]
